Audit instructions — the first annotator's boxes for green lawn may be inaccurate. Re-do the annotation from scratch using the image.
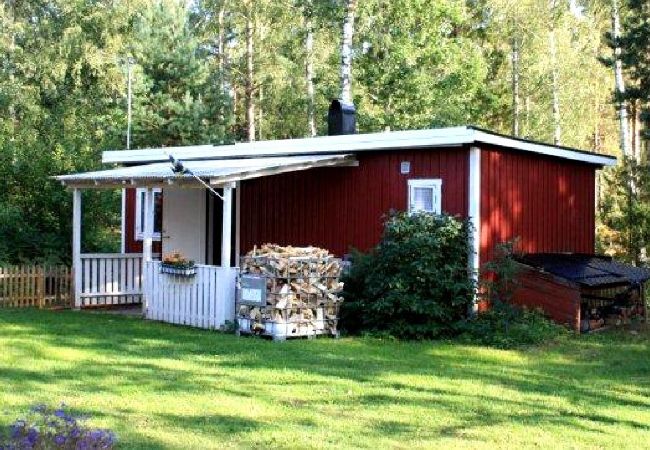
[0,310,649,449]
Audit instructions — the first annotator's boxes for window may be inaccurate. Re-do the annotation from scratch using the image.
[408,179,442,214]
[135,188,162,241]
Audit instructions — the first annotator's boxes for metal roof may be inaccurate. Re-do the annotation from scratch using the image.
[56,154,357,188]
[101,126,617,167]
[517,253,650,288]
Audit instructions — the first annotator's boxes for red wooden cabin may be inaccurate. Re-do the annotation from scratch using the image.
[109,127,614,269]
[58,124,616,327]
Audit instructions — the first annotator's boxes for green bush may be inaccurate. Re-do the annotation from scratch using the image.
[340,212,475,339]
[457,240,566,348]
[457,302,566,349]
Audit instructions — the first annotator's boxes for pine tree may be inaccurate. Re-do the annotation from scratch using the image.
[619,0,650,142]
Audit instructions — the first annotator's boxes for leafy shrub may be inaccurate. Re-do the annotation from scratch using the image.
[340,212,475,339]
[458,240,565,348]
[457,301,566,349]
[0,404,116,450]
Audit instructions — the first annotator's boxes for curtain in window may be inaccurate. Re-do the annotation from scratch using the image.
[413,187,433,212]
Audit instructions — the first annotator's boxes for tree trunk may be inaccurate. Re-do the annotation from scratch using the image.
[305,9,316,137]
[511,38,520,137]
[258,85,263,141]
[217,4,229,132]
[244,0,256,142]
[632,100,642,162]
[612,0,630,157]
[548,1,561,146]
[340,0,357,104]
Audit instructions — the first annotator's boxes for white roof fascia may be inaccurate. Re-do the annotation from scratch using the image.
[471,130,617,167]
[101,126,617,167]
[101,127,471,164]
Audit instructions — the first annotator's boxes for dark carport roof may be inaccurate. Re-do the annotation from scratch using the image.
[516,253,650,288]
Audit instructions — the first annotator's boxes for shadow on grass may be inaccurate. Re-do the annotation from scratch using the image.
[1,308,649,446]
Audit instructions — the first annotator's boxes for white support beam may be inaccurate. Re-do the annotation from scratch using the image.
[221,183,234,268]
[120,188,126,253]
[142,188,154,267]
[72,188,82,309]
[235,181,241,266]
[468,146,481,314]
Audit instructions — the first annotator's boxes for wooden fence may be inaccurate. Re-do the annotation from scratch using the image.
[0,265,71,308]
[144,261,237,329]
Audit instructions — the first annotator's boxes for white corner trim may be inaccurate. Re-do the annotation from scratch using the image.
[468,146,481,313]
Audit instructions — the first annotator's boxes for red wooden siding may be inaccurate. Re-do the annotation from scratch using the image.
[124,188,162,254]
[480,146,596,264]
[239,148,469,256]
[511,265,581,331]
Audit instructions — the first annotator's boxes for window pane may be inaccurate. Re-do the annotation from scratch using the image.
[153,192,162,234]
[413,187,433,212]
[139,191,145,233]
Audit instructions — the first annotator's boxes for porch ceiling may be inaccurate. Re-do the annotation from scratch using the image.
[56,154,357,189]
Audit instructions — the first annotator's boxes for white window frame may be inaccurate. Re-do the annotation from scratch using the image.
[135,187,162,241]
[408,179,442,214]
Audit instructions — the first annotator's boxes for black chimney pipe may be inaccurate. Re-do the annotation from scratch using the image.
[328,99,356,136]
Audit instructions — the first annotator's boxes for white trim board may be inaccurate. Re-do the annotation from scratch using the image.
[101,126,617,167]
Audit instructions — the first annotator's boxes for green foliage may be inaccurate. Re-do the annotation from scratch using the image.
[459,241,565,348]
[481,239,521,305]
[598,159,650,264]
[458,301,566,349]
[618,0,650,139]
[340,212,475,339]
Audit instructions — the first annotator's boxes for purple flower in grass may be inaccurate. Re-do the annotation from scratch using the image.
[26,428,38,446]
[54,434,66,446]
[9,421,25,439]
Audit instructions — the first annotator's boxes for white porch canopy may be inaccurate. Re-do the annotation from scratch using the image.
[56,153,357,309]
[56,154,356,188]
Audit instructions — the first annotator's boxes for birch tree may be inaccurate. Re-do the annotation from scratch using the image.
[548,0,562,145]
[303,0,317,137]
[611,0,631,157]
[340,0,357,103]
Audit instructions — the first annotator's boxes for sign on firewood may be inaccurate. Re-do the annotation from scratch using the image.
[239,275,267,306]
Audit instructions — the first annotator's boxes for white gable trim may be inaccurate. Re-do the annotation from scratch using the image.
[101,126,617,167]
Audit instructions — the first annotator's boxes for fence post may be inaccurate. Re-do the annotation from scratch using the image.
[38,266,45,308]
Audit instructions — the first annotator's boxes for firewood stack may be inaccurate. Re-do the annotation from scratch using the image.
[237,244,344,340]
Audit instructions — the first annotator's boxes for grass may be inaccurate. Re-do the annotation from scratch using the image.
[0,309,649,449]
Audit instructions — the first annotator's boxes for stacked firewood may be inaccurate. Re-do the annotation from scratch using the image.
[238,244,344,339]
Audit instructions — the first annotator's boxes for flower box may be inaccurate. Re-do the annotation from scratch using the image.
[161,251,196,277]
[160,263,196,277]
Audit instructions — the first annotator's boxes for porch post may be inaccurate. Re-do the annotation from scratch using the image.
[221,183,234,268]
[72,188,82,309]
[468,146,481,314]
[142,187,154,266]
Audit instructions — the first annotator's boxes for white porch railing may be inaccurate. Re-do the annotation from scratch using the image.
[144,261,237,330]
[79,253,143,307]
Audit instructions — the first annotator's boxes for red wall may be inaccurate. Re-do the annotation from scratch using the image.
[480,146,596,264]
[239,148,469,256]
[124,188,162,254]
[122,144,599,263]
[511,265,582,331]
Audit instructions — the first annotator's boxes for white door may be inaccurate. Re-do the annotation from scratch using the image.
[162,188,207,264]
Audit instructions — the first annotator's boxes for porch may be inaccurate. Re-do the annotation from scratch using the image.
[56,154,356,329]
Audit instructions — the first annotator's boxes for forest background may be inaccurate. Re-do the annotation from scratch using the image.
[0,0,647,264]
